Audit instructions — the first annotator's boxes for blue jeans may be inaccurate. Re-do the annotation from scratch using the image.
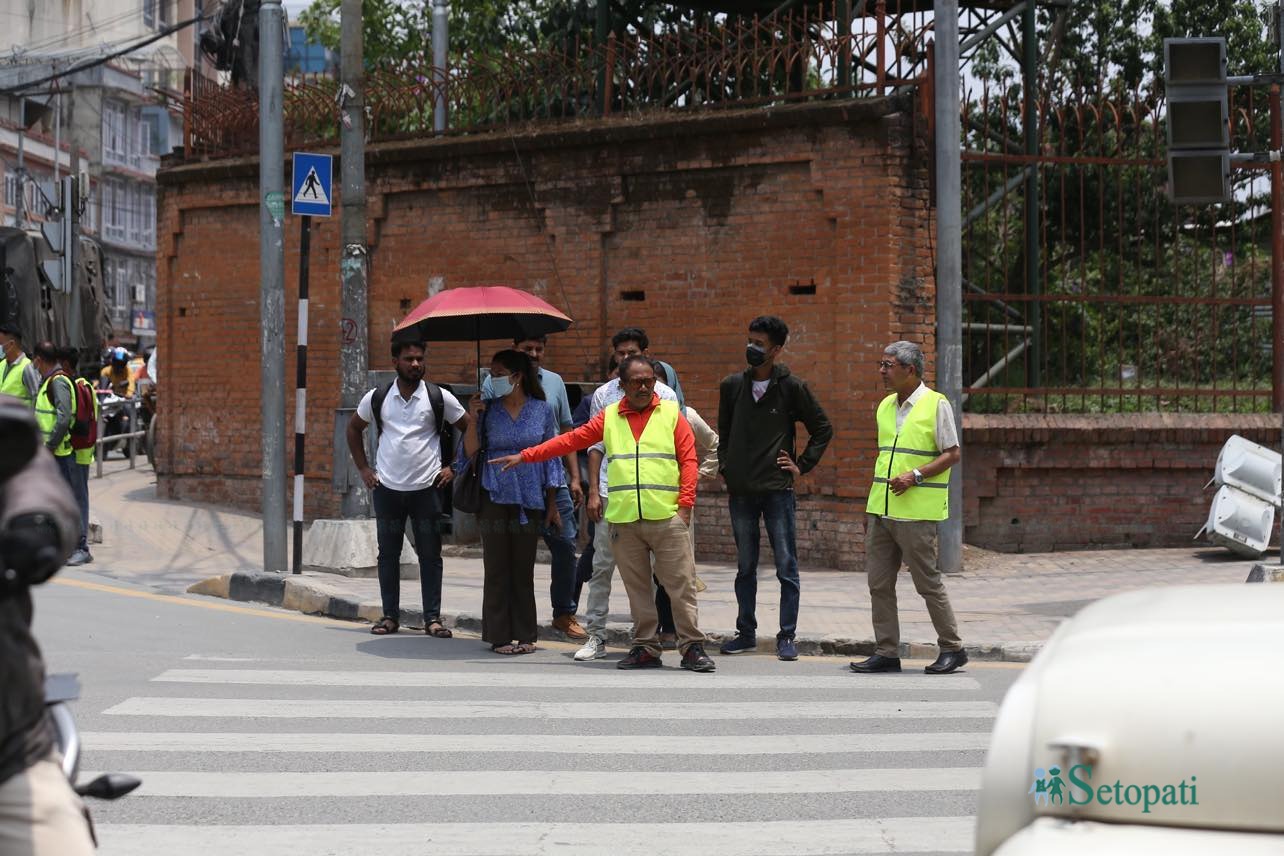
[372,484,445,623]
[73,463,90,552]
[729,490,800,640]
[52,454,87,551]
[543,485,578,618]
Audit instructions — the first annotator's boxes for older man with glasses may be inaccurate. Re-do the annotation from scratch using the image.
[850,340,967,676]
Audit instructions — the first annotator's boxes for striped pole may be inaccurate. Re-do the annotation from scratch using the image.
[292,215,312,574]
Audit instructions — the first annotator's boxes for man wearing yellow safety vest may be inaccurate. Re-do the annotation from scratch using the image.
[0,323,40,406]
[850,341,967,676]
[59,346,96,566]
[30,342,80,505]
[492,354,715,673]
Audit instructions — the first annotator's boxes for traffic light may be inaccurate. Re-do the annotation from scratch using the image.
[1164,38,1230,204]
[1197,434,1282,559]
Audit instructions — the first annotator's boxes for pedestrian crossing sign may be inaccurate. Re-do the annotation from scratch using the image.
[291,152,333,217]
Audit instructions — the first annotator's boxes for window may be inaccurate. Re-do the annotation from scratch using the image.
[103,101,128,166]
[144,0,156,29]
[142,187,156,247]
[104,180,127,243]
[3,172,16,209]
[159,0,172,27]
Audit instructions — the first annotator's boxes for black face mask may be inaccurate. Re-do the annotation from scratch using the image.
[745,344,768,367]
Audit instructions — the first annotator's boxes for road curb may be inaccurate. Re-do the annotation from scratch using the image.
[193,571,1043,663]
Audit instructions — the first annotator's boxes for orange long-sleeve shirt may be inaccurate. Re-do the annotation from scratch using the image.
[520,392,698,508]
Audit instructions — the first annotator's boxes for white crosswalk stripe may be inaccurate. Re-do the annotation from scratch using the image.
[92,660,996,856]
[105,697,998,719]
[153,668,985,691]
[96,818,977,855]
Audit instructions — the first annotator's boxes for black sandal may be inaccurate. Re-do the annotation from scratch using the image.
[426,621,453,638]
[370,617,399,635]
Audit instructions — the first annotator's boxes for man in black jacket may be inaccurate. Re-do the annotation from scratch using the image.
[0,395,94,854]
[717,316,833,661]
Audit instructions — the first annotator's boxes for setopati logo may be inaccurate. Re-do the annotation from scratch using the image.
[1029,765,1198,813]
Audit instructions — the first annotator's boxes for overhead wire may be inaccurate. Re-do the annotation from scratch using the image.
[1,14,207,96]
[3,5,152,57]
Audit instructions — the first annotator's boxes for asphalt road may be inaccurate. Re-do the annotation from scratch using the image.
[32,572,1023,856]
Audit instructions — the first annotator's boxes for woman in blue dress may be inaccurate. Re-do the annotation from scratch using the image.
[461,349,564,655]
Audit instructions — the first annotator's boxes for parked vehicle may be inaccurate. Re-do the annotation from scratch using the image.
[975,583,1284,854]
[45,673,141,846]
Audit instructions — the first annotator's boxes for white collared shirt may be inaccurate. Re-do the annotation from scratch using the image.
[895,382,959,450]
[356,381,465,491]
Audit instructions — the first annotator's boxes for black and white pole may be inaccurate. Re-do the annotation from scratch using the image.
[292,214,312,574]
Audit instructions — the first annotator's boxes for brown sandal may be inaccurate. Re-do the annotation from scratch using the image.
[426,621,453,639]
[370,617,399,635]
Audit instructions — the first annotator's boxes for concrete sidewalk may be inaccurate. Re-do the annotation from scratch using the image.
[85,462,1266,661]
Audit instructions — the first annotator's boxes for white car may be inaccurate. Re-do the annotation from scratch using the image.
[975,583,1284,854]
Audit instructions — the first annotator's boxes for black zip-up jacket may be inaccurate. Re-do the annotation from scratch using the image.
[717,364,833,494]
[0,440,79,786]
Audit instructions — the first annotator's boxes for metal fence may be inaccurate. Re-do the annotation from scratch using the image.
[962,83,1276,413]
[180,1,937,160]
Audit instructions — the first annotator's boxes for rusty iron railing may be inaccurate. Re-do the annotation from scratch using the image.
[179,2,937,160]
[962,83,1276,414]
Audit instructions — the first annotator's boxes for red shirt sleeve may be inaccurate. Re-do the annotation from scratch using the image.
[521,410,605,463]
[674,412,698,508]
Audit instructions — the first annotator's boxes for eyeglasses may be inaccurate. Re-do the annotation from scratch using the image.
[624,377,656,388]
[877,360,900,370]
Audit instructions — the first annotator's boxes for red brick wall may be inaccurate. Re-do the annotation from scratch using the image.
[156,98,935,571]
[962,414,1279,552]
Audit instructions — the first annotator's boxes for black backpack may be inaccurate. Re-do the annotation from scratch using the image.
[369,380,455,465]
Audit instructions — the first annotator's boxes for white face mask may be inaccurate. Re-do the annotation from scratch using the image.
[490,375,515,398]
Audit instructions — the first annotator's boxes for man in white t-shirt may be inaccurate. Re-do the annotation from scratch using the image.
[346,339,467,637]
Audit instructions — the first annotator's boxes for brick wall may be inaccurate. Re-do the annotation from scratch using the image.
[962,413,1279,552]
[156,98,935,571]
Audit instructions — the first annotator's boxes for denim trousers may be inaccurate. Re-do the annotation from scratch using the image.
[372,484,444,623]
[52,454,87,551]
[542,485,579,618]
[729,490,800,640]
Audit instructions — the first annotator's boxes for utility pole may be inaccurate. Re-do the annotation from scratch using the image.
[259,0,288,573]
[934,0,964,574]
[63,175,80,347]
[432,0,449,132]
[15,97,24,229]
[338,0,369,519]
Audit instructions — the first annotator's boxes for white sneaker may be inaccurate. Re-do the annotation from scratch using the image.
[66,549,93,566]
[574,636,606,661]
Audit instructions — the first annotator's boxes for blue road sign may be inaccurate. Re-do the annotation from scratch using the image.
[291,152,333,217]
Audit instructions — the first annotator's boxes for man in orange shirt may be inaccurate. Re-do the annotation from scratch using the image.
[492,355,714,672]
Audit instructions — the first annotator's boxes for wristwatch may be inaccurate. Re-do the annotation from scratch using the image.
[912,468,924,485]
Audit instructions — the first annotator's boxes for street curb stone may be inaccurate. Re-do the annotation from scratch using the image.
[199,571,1043,663]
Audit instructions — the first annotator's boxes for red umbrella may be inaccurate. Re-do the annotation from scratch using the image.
[393,285,573,376]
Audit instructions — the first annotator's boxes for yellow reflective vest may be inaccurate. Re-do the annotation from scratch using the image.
[0,354,33,405]
[865,389,951,521]
[603,399,681,524]
[35,373,74,457]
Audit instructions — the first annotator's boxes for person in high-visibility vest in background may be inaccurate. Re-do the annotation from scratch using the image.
[59,346,96,566]
[851,340,968,676]
[0,323,40,407]
[491,354,715,674]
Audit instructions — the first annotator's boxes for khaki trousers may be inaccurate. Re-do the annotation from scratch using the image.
[612,515,704,656]
[865,514,963,657]
[0,753,95,856]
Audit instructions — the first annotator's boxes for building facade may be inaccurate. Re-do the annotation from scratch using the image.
[0,0,202,352]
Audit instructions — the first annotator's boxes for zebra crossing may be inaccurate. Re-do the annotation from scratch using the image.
[87,659,1002,856]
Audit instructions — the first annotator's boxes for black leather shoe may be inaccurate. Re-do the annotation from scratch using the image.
[680,643,716,673]
[925,650,969,674]
[617,646,663,670]
[849,654,902,673]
